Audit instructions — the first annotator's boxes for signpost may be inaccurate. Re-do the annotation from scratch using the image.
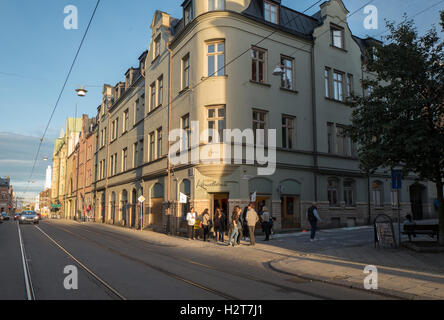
[138,196,145,231]
[392,170,402,247]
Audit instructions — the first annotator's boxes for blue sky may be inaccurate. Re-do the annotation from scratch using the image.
[0,0,442,201]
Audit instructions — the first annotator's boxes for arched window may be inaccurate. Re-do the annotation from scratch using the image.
[372,181,384,208]
[344,179,355,207]
[328,178,339,207]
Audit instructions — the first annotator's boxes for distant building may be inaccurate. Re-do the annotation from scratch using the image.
[39,188,51,217]
[0,177,13,214]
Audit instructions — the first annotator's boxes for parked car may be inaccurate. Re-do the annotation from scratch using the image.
[14,213,22,221]
[1,212,10,221]
[19,211,39,225]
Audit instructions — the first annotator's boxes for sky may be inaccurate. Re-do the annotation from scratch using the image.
[0,0,442,202]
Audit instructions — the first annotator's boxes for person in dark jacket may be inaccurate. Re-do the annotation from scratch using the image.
[201,209,211,242]
[242,206,249,240]
[307,202,322,242]
[214,208,225,242]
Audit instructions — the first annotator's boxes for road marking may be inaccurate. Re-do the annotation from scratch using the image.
[34,225,127,300]
[17,223,35,300]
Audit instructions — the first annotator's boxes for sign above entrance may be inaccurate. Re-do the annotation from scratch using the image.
[391,170,402,190]
[138,196,146,203]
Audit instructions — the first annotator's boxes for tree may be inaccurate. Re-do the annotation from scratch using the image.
[347,14,444,244]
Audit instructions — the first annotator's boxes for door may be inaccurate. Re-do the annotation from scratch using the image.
[410,185,424,220]
[150,198,163,227]
[255,195,271,228]
[281,196,301,229]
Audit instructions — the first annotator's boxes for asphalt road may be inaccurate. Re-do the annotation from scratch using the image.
[0,219,392,300]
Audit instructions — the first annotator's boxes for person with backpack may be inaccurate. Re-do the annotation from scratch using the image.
[307,202,322,242]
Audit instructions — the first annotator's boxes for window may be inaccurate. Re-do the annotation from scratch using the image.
[333,71,344,101]
[139,139,144,164]
[344,180,355,207]
[207,41,225,77]
[336,126,345,155]
[328,178,339,207]
[158,75,163,106]
[372,181,383,208]
[281,56,294,90]
[282,116,295,149]
[251,47,267,83]
[182,114,191,150]
[331,25,344,49]
[114,153,118,175]
[208,0,225,11]
[122,148,128,172]
[391,186,400,207]
[182,54,190,90]
[111,118,118,140]
[327,122,334,154]
[123,109,129,133]
[134,99,139,124]
[133,142,138,168]
[140,94,145,114]
[154,36,160,60]
[346,74,353,97]
[324,68,331,98]
[150,82,156,109]
[264,1,278,24]
[157,127,162,158]
[149,132,155,162]
[110,155,114,176]
[253,110,268,145]
[207,106,226,143]
[184,3,193,26]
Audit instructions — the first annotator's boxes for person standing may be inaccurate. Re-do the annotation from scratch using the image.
[261,207,271,241]
[307,202,322,242]
[242,206,249,241]
[246,203,259,246]
[186,207,196,240]
[201,209,211,242]
[214,208,225,242]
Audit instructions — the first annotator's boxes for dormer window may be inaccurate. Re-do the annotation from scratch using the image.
[264,1,279,24]
[208,0,225,11]
[331,25,345,49]
[153,36,161,60]
[184,3,193,26]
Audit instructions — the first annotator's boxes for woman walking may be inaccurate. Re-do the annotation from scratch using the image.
[214,208,225,243]
[228,206,242,247]
[186,207,196,240]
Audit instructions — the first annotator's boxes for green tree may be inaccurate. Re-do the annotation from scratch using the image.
[347,15,444,244]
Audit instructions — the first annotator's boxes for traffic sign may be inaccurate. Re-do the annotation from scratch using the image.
[391,170,402,189]
[138,196,146,203]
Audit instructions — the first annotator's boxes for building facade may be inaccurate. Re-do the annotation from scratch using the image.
[80,0,435,233]
[0,177,14,214]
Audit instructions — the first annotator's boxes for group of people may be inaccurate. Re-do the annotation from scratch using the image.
[185,203,276,247]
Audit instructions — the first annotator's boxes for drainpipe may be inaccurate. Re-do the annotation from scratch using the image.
[166,40,173,235]
[310,43,319,202]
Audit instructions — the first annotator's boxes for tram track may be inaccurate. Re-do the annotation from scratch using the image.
[43,221,333,300]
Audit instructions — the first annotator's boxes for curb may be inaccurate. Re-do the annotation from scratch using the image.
[267,258,426,300]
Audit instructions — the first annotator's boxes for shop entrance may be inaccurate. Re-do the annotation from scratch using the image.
[212,193,229,226]
[281,196,301,229]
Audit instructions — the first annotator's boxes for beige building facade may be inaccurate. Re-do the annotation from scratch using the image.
[90,0,435,235]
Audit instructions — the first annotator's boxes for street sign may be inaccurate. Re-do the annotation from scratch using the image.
[391,170,402,189]
[179,192,188,204]
[51,204,61,209]
[138,196,145,203]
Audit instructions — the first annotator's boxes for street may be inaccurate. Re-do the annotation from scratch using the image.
[0,219,388,300]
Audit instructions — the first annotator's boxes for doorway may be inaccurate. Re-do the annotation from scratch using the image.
[212,193,229,226]
[281,196,301,229]
[410,184,425,220]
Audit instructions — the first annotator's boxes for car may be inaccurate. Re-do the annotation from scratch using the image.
[19,211,39,225]
[1,212,10,221]
[14,213,22,221]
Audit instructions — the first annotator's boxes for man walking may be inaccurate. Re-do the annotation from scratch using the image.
[307,202,322,242]
[186,207,197,240]
[246,203,259,246]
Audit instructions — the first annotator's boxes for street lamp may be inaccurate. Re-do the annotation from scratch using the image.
[75,86,88,97]
[272,64,284,76]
